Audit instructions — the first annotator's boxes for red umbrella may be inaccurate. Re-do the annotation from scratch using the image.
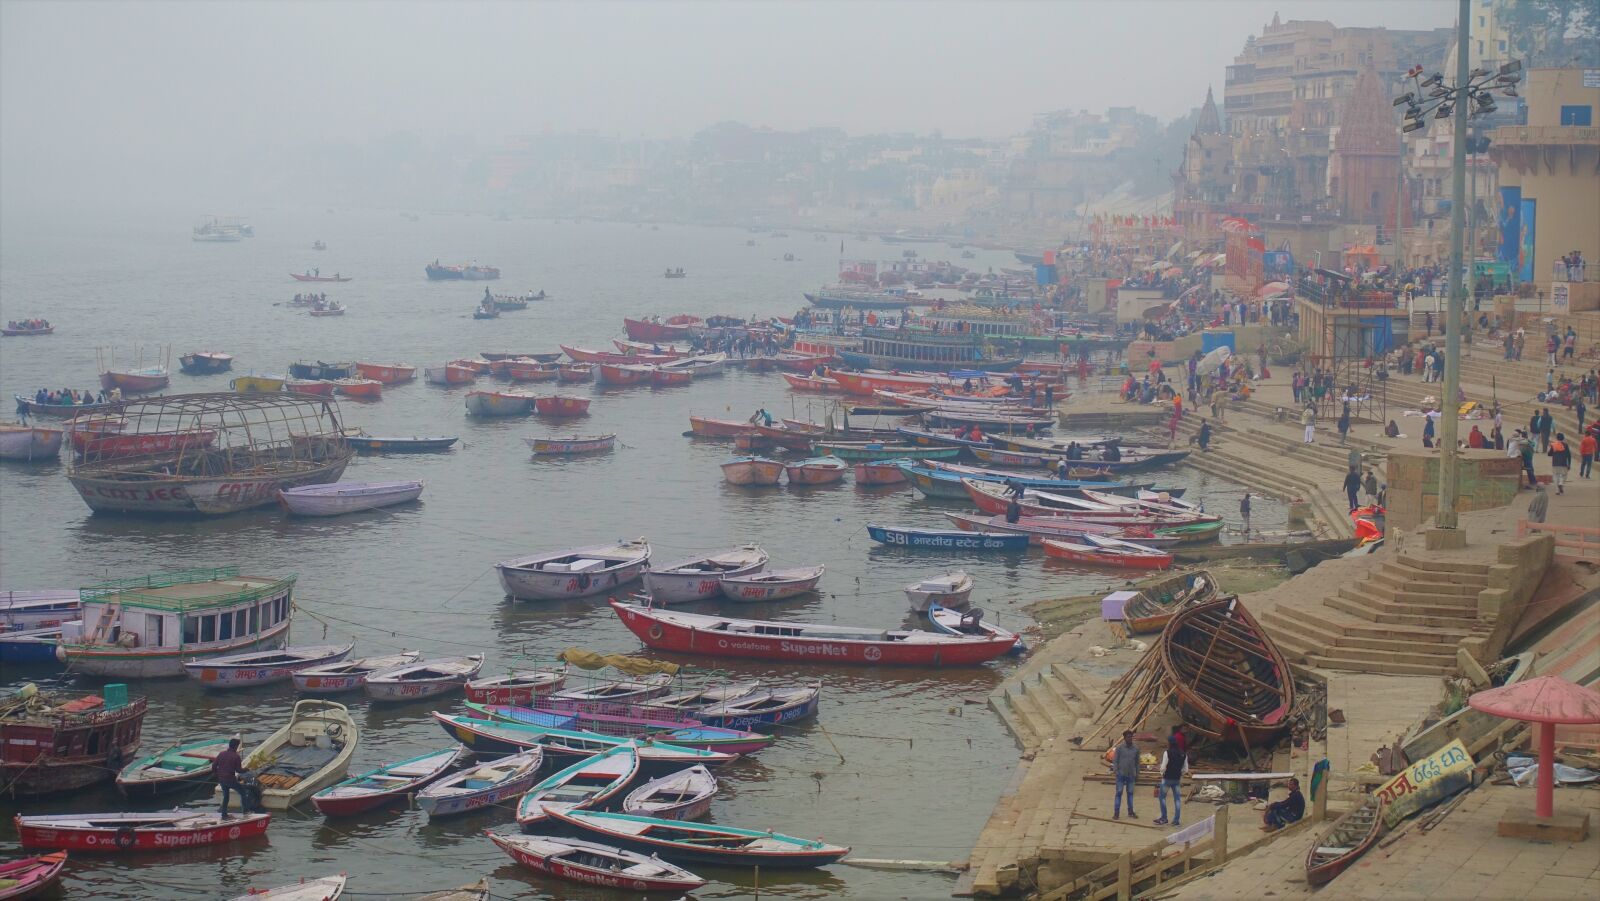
[1468,675,1600,818]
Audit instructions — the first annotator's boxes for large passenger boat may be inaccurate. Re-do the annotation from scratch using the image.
[54,567,296,678]
[1,686,148,796]
[834,327,1020,372]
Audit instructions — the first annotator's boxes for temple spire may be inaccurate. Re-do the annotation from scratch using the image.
[1196,86,1223,135]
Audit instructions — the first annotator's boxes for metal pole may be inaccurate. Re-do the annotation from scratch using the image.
[1396,129,1405,271]
[1468,122,1477,310]
[1437,0,1470,531]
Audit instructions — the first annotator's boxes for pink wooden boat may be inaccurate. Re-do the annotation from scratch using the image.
[331,378,382,399]
[465,669,568,705]
[784,456,848,485]
[0,852,66,899]
[311,746,466,817]
[285,379,337,396]
[854,459,911,485]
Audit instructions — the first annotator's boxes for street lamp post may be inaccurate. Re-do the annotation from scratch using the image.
[1393,0,1521,533]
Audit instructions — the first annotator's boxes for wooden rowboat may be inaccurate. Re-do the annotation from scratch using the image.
[1042,535,1174,571]
[464,390,535,417]
[547,808,849,869]
[366,655,484,702]
[525,434,615,455]
[693,684,821,730]
[854,459,913,484]
[556,363,593,383]
[464,669,568,705]
[311,746,466,816]
[279,481,423,516]
[644,546,768,603]
[1118,570,1219,634]
[15,810,270,853]
[414,748,542,819]
[424,364,477,386]
[184,642,355,688]
[689,415,752,438]
[719,565,825,601]
[551,674,674,704]
[1161,597,1294,747]
[354,362,415,384]
[612,600,1016,667]
[515,743,640,828]
[330,378,381,398]
[284,379,336,396]
[622,764,717,820]
[496,539,651,600]
[721,456,784,486]
[783,373,839,392]
[0,852,66,899]
[228,874,346,901]
[1,325,54,337]
[293,650,422,694]
[179,352,234,374]
[116,739,231,798]
[507,361,562,382]
[814,442,960,463]
[0,425,63,462]
[903,570,973,612]
[220,700,357,809]
[534,395,590,417]
[927,602,1025,655]
[1306,795,1386,886]
[346,434,459,453]
[784,456,848,485]
[594,362,654,386]
[652,368,693,387]
[488,832,707,893]
[99,368,169,393]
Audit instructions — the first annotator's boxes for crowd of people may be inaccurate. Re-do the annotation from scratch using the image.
[5,318,50,332]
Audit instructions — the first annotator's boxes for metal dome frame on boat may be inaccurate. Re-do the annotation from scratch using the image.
[67,391,352,516]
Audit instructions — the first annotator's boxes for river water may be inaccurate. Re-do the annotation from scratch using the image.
[0,209,1277,899]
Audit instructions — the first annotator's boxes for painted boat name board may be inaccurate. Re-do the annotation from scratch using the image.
[1376,738,1473,828]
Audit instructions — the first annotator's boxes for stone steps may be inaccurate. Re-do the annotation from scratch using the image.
[1305,652,1456,676]
[1353,580,1482,607]
[1307,644,1458,669]
[1326,592,1480,629]
[1398,554,1491,576]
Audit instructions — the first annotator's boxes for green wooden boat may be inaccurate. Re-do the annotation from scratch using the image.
[1152,519,1225,544]
[814,443,961,463]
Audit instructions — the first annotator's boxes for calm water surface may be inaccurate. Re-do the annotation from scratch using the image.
[0,210,1275,899]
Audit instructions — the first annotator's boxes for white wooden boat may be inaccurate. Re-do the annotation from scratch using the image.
[487,833,707,893]
[495,540,651,600]
[464,390,535,417]
[279,481,423,516]
[365,654,484,702]
[718,565,825,602]
[229,874,347,901]
[551,673,673,704]
[647,682,762,714]
[293,650,421,694]
[928,602,1025,655]
[903,570,973,612]
[0,424,64,461]
[184,642,354,688]
[525,434,615,455]
[515,742,640,828]
[218,699,358,810]
[659,352,728,377]
[622,764,717,820]
[644,545,768,604]
[416,747,542,818]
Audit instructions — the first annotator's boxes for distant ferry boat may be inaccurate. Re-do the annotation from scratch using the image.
[834,326,1021,372]
[427,262,501,281]
[192,216,253,242]
[804,288,923,310]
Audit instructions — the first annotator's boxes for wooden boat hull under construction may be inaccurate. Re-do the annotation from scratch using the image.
[1161,597,1294,747]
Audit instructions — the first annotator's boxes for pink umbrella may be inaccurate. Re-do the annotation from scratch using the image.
[1256,281,1289,298]
[1468,675,1600,818]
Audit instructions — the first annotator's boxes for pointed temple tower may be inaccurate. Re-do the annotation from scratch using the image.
[1327,64,1407,227]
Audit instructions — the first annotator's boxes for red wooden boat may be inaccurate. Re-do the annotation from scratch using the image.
[448,358,492,375]
[71,428,216,459]
[783,373,838,392]
[331,378,382,399]
[0,851,66,899]
[611,600,1016,666]
[507,361,561,382]
[652,368,692,387]
[774,353,835,373]
[562,345,676,365]
[623,315,700,343]
[1042,536,1173,570]
[688,416,751,438]
[291,273,351,282]
[489,832,707,893]
[14,810,269,852]
[285,379,337,396]
[854,459,910,485]
[751,422,816,451]
[355,362,416,384]
[596,363,653,386]
[310,746,465,817]
[465,670,568,705]
[535,395,590,417]
[1,691,147,796]
[557,364,593,383]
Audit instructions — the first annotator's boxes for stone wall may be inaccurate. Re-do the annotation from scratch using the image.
[1384,450,1523,530]
[1463,533,1555,664]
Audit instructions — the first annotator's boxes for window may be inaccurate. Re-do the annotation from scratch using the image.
[237,610,248,636]
[183,616,199,643]
[218,612,233,641]
[200,615,215,643]
[1559,105,1593,126]
[145,614,165,647]
[250,604,259,634]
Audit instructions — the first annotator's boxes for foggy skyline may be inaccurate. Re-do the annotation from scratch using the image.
[1,0,1456,213]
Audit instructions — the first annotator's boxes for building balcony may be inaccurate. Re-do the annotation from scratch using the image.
[1489,125,1600,148]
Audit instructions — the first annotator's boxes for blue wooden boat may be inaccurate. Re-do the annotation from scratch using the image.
[928,602,1026,655]
[430,712,739,769]
[693,684,821,731]
[0,625,64,664]
[867,524,1030,552]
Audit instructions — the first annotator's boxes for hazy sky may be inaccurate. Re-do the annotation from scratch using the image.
[1,0,1455,210]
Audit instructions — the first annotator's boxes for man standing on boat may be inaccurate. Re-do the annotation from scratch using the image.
[215,737,244,817]
[1112,730,1139,820]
